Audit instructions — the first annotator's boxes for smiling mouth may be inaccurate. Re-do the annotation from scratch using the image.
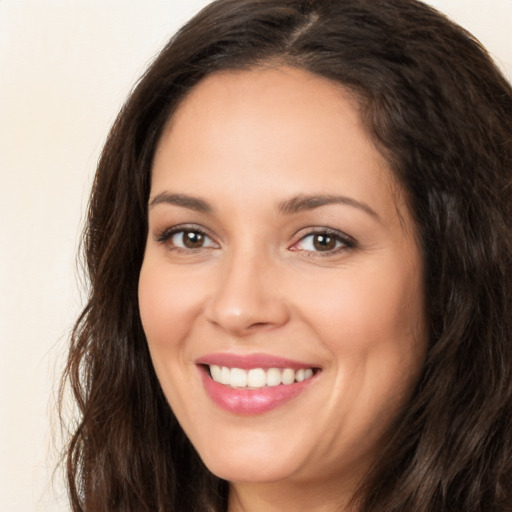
[205,365,318,389]
[198,358,321,414]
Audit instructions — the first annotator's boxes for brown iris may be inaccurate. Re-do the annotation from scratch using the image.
[313,234,337,251]
[182,230,205,248]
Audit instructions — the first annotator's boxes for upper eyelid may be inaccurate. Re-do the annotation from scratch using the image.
[154,224,217,244]
[293,227,356,244]
[294,234,349,250]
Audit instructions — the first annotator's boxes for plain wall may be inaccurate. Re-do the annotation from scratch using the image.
[0,2,510,511]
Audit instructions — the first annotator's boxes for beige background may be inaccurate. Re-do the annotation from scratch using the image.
[1,1,510,511]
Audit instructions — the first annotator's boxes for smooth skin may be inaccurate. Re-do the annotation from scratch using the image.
[138,66,427,512]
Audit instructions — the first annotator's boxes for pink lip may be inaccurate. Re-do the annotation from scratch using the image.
[196,352,315,370]
[195,353,320,415]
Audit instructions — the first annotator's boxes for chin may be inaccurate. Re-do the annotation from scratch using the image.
[199,442,306,484]
[208,462,295,484]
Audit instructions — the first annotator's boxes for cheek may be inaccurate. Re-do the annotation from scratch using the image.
[293,256,426,368]
[138,258,203,353]
[138,259,206,413]
[300,257,426,432]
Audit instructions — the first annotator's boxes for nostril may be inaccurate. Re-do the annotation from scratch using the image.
[248,321,271,329]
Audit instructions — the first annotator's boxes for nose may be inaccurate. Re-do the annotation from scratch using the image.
[204,250,290,337]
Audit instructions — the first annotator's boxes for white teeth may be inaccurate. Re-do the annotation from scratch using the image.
[208,365,316,388]
[230,368,247,387]
[220,366,231,385]
[281,368,295,385]
[266,368,282,387]
[210,365,222,382]
[247,368,266,388]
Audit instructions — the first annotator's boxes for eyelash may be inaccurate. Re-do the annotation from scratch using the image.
[154,225,356,256]
[291,228,356,256]
[155,225,217,252]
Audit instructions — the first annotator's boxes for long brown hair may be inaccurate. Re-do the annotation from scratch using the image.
[61,0,512,510]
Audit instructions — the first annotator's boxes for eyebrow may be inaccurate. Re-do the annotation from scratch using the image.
[148,191,379,220]
[277,194,380,220]
[149,192,213,213]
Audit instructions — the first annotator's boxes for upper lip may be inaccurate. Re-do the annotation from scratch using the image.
[195,352,319,370]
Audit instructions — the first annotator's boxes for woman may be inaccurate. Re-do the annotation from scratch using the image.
[61,0,512,510]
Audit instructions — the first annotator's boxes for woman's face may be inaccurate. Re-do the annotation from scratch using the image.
[139,66,427,491]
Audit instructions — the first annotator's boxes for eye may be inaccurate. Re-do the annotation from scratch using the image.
[172,230,214,249]
[291,230,354,254]
[156,227,218,250]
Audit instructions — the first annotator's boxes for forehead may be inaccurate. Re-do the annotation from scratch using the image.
[162,66,367,157]
[152,66,409,230]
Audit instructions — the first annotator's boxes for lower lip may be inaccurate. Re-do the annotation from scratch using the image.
[199,367,317,415]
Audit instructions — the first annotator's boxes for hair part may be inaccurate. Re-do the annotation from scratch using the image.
[61,1,512,510]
